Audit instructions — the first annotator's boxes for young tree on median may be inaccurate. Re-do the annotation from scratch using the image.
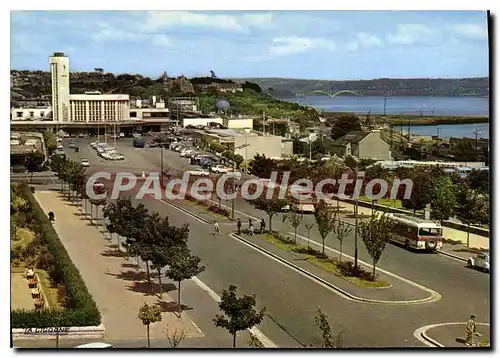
[247,196,288,232]
[283,209,303,244]
[214,284,266,348]
[165,245,205,316]
[313,199,337,255]
[138,303,163,348]
[335,220,352,263]
[358,214,394,281]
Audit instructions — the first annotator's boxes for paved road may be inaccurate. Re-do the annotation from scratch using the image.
[116,187,492,348]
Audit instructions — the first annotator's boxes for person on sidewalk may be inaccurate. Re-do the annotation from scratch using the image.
[48,211,55,223]
[236,218,242,235]
[465,314,477,346]
[260,218,266,234]
[249,222,255,236]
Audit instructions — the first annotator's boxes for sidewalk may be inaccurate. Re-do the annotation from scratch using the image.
[423,323,490,347]
[33,190,202,341]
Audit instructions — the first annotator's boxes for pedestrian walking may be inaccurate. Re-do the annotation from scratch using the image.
[213,220,220,236]
[236,218,242,235]
[260,218,266,234]
[249,223,254,236]
[465,314,477,346]
[48,211,55,223]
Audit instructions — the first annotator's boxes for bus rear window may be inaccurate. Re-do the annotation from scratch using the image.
[418,228,442,236]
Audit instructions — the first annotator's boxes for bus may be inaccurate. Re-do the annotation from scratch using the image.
[288,184,315,213]
[388,213,443,251]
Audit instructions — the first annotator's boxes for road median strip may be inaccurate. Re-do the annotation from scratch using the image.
[230,233,440,305]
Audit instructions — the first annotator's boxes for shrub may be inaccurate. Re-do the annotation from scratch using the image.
[11,183,101,328]
[292,246,323,257]
[208,205,230,217]
[271,232,296,246]
[14,227,35,243]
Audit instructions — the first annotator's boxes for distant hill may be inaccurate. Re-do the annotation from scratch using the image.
[232,77,489,97]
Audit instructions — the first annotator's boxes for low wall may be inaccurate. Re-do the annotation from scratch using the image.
[12,323,105,340]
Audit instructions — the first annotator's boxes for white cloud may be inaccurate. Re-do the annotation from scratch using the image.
[141,11,272,33]
[345,41,359,52]
[270,37,335,56]
[357,32,383,47]
[387,24,435,45]
[92,23,173,48]
[447,23,487,39]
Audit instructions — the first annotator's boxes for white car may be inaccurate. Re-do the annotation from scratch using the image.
[90,141,99,148]
[75,342,113,348]
[81,159,90,167]
[211,165,233,174]
[186,168,210,176]
[467,252,490,273]
[180,149,195,157]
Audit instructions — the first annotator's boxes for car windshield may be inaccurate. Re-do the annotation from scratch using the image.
[418,228,442,237]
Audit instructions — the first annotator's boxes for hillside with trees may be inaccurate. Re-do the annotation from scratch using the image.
[233,77,489,97]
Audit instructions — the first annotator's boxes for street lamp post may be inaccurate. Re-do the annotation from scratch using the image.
[231,142,250,220]
[353,170,363,270]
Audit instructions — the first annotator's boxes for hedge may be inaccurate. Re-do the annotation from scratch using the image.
[11,184,101,328]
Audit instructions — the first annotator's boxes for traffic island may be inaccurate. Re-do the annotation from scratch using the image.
[232,232,440,304]
[415,322,490,347]
[256,231,389,288]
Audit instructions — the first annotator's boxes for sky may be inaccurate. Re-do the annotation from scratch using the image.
[10,10,489,80]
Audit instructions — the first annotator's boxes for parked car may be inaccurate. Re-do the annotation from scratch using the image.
[78,133,86,138]
[81,159,90,167]
[90,141,99,149]
[119,132,125,138]
[211,164,233,174]
[148,142,159,148]
[186,167,210,176]
[68,141,76,149]
[467,252,490,273]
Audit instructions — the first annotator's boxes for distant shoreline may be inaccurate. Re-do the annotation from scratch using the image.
[322,111,489,126]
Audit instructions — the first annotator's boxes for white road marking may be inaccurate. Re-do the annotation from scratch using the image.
[290,232,441,301]
[190,277,277,348]
[413,322,490,347]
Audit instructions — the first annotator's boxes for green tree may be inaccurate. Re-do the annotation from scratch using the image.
[401,167,433,214]
[42,130,57,154]
[283,210,303,244]
[242,81,262,93]
[165,245,205,315]
[247,196,288,232]
[313,200,337,255]
[466,169,489,194]
[358,214,394,280]
[456,185,489,246]
[138,303,163,348]
[429,175,458,224]
[214,285,266,348]
[330,115,362,140]
[335,220,352,263]
[24,152,45,183]
[248,154,278,178]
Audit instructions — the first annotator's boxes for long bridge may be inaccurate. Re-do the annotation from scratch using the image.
[295,89,398,98]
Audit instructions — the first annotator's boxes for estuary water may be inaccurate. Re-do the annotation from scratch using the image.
[281,95,490,139]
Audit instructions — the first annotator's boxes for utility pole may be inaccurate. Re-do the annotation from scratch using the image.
[113,122,116,148]
[160,142,164,187]
[383,95,387,117]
